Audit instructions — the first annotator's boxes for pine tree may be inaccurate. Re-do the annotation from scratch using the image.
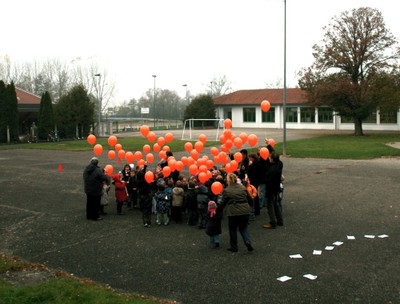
[0,80,6,143]
[37,91,55,140]
[3,81,20,142]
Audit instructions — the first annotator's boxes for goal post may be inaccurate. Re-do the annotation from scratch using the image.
[181,118,224,141]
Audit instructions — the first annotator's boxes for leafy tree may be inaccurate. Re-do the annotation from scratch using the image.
[184,94,216,127]
[54,85,94,138]
[37,91,55,140]
[298,7,400,135]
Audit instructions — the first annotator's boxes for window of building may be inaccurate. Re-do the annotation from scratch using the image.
[243,107,256,122]
[300,107,315,122]
[286,107,298,123]
[261,107,275,122]
[380,111,397,124]
[318,107,333,123]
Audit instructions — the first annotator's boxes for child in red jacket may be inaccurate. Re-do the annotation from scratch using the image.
[112,173,128,215]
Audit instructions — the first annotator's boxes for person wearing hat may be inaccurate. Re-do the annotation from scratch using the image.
[206,201,222,248]
[83,157,108,221]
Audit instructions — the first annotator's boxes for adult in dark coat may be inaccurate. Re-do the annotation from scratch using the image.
[83,157,108,221]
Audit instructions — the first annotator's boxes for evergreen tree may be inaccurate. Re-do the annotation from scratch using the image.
[3,81,20,142]
[183,94,215,128]
[0,80,6,143]
[37,91,55,140]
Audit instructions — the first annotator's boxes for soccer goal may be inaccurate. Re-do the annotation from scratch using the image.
[181,118,224,141]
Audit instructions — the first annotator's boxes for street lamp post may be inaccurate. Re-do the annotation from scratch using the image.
[282,0,287,156]
[94,73,101,136]
[183,84,188,105]
[152,75,157,128]
[210,81,213,97]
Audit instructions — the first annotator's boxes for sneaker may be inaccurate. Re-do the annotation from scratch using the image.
[263,224,276,229]
[144,223,148,227]
[246,243,254,252]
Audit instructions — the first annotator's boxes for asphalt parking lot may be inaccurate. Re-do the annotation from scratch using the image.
[0,129,399,304]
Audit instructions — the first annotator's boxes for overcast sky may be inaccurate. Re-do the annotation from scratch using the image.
[2,0,399,105]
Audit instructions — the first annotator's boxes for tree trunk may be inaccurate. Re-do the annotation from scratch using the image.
[354,118,364,136]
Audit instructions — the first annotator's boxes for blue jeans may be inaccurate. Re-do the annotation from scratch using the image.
[209,235,220,248]
[228,215,251,251]
[258,184,266,208]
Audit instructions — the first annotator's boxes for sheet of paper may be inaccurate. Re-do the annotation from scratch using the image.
[347,235,355,240]
[303,274,318,280]
[325,246,335,251]
[364,235,375,239]
[333,241,343,246]
[313,250,322,255]
[289,254,303,259]
[378,234,389,238]
[277,275,292,282]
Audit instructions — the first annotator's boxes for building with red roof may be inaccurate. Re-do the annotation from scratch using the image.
[16,88,41,134]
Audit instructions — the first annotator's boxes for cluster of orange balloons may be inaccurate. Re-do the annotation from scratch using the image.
[86,120,276,195]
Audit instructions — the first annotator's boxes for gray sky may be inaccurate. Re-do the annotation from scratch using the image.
[2,0,399,105]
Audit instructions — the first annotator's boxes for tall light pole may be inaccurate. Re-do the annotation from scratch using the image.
[152,75,157,128]
[94,73,101,136]
[282,0,287,156]
[183,84,188,105]
[210,81,213,97]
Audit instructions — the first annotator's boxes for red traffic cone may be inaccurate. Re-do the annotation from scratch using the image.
[58,163,64,171]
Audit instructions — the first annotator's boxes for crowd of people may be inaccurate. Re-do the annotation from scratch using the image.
[83,139,284,253]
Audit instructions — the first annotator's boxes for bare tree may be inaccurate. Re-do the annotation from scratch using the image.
[207,75,233,97]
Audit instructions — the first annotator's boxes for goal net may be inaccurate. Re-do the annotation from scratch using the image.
[181,118,224,141]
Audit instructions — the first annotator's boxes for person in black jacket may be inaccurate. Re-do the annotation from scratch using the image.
[83,157,108,221]
[263,151,284,229]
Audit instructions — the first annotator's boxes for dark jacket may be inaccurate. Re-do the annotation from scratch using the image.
[265,160,283,197]
[247,157,263,188]
[220,183,251,216]
[83,163,107,196]
[206,206,222,237]
[197,185,210,209]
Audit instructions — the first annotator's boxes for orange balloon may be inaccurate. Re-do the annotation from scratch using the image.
[214,154,221,164]
[108,150,116,160]
[137,159,146,166]
[198,134,207,144]
[165,132,174,143]
[104,164,114,176]
[194,141,204,153]
[198,164,208,173]
[189,164,198,176]
[234,152,242,163]
[233,137,243,149]
[147,131,156,142]
[239,132,248,143]
[210,147,219,156]
[184,142,193,153]
[259,147,270,160]
[198,172,208,184]
[268,138,276,148]
[87,134,96,145]
[153,143,161,153]
[93,144,103,156]
[125,151,134,164]
[211,181,223,195]
[162,145,170,152]
[225,163,232,173]
[140,125,150,137]
[118,149,126,159]
[107,135,117,147]
[175,160,184,171]
[186,156,195,166]
[197,157,206,167]
[181,156,188,166]
[190,149,199,160]
[206,159,214,169]
[162,166,171,177]
[219,134,227,144]
[146,153,155,163]
[144,171,154,184]
[247,134,258,147]
[157,136,166,147]
[220,144,229,153]
[223,129,232,139]
[230,160,238,171]
[168,158,176,171]
[225,139,233,149]
[159,150,167,160]
[143,144,151,154]
[261,100,271,112]
[134,151,143,161]
[224,118,232,129]
[115,143,122,152]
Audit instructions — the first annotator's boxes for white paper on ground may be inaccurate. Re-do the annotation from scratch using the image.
[333,241,343,246]
[289,254,303,259]
[325,246,335,251]
[364,235,375,239]
[313,250,322,255]
[378,234,389,238]
[347,235,355,240]
[277,275,292,282]
[303,274,318,280]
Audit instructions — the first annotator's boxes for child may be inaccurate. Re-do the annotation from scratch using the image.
[112,173,128,215]
[206,201,222,248]
[126,170,138,209]
[139,184,153,227]
[171,180,185,223]
[154,178,172,225]
[185,181,198,226]
[197,184,209,229]
[100,175,112,216]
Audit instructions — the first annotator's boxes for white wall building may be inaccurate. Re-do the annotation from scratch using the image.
[213,88,400,131]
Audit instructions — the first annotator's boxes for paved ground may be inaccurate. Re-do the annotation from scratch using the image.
[0,129,399,303]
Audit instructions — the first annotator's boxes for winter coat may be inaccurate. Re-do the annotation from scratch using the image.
[205,206,222,237]
[265,160,283,197]
[184,188,197,210]
[197,185,210,209]
[112,174,128,203]
[220,183,251,217]
[154,190,172,214]
[172,187,185,207]
[83,163,108,196]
